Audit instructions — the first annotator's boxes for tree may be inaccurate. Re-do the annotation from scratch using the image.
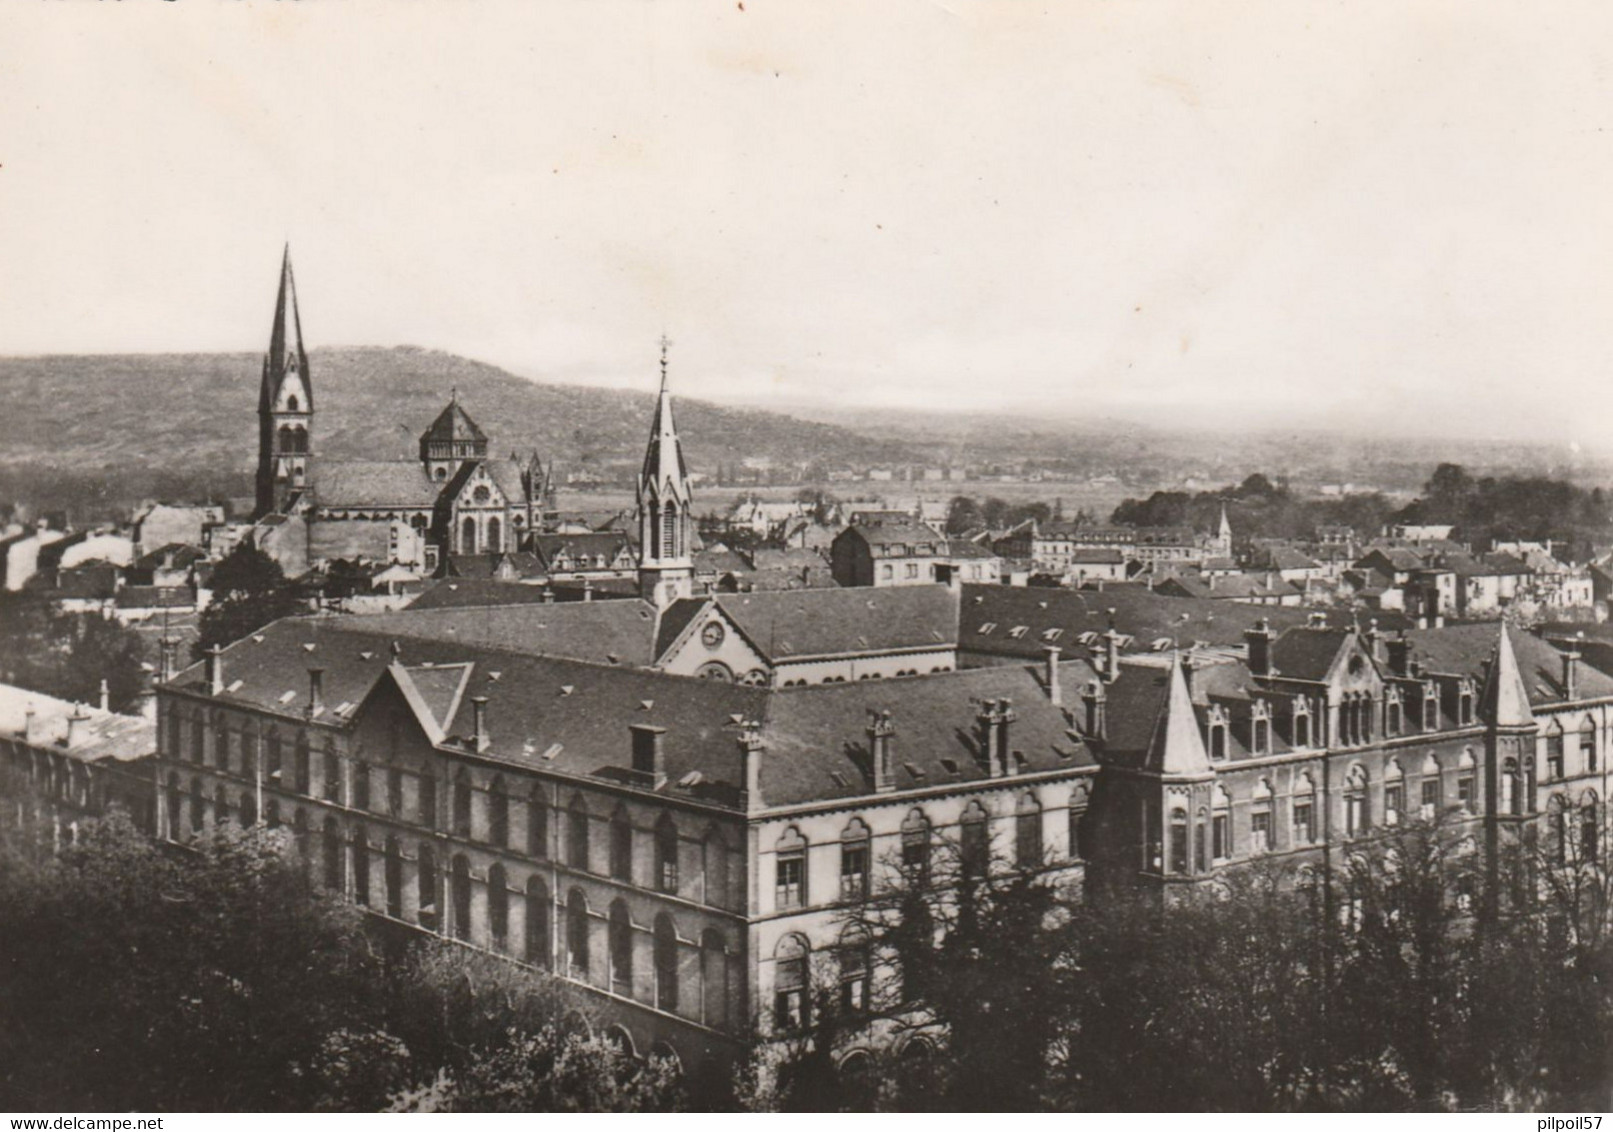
[945,496,984,536]
[196,542,300,658]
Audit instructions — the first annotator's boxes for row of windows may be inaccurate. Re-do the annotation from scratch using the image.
[1162,760,1482,873]
[159,790,737,1028]
[772,793,1067,912]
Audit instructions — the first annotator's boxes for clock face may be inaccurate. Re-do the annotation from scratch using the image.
[702,621,726,649]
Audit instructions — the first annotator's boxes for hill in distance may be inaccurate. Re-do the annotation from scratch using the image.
[0,345,923,484]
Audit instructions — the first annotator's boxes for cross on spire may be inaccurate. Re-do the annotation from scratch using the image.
[659,334,673,383]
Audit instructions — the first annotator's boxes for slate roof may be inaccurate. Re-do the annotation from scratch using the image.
[0,683,154,764]
[1268,627,1352,682]
[530,532,633,568]
[341,600,661,666]
[421,398,488,444]
[164,618,1095,810]
[844,518,946,553]
[312,461,439,508]
[409,580,560,610]
[711,585,959,662]
[1403,622,1613,708]
[958,583,1402,661]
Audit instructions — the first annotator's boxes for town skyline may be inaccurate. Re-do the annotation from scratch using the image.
[4,1,1612,444]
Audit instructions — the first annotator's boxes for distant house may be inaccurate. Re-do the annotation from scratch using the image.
[831,519,1002,588]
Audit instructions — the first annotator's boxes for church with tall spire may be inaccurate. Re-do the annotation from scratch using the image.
[636,336,695,608]
[248,249,554,575]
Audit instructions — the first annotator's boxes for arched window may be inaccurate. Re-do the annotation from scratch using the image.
[352,824,370,906]
[1251,704,1271,756]
[417,842,439,929]
[1208,710,1228,761]
[323,817,343,891]
[608,899,633,995]
[1420,754,1442,819]
[1170,804,1191,873]
[1547,722,1566,780]
[840,817,871,901]
[960,800,989,878]
[1549,794,1570,865]
[1582,718,1599,772]
[241,727,258,777]
[838,925,871,1015]
[700,929,728,1028]
[1582,791,1601,862]
[488,863,509,951]
[1015,792,1043,869]
[488,776,508,848]
[610,805,633,881]
[189,776,204,833]
[486,517,501,553]
[839,1050,878,1110]
[164,772,181,838]
[1458,748,1478,812]
[774,934,809,1032]
[1386,691,1403,737]
[655,813,680,894]
[452,770,472,838]
[527,786,548,858]
[525,875,550,967]
[901,808,931,884]
[1211,785,1231,861]
[1251,779,1273,852]
[1384,759,1404,827]
[1293,773,1316,843]
[384,836,403,918]
[450,854,471,941]
[239,790,257,829]
[568,796,590,870]
[659,916,683,1011]
[775,826,807,909]
[702,825,729,908]
[293,732,311,795]
[662,503,678,559]
[566,888,590,979]
[1501,758,1520,816]
[1345,765,1369,836]
[214,784,230,828]
[461,516,476,554]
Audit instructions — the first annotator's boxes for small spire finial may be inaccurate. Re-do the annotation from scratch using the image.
[451,385,458,404]
[658,334,673,384]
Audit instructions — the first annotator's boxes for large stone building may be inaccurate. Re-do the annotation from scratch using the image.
[252,249,553,575]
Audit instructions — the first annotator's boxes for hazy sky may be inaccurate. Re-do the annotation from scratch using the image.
[3,2,1610,443]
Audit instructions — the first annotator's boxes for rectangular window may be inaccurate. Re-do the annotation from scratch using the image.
[419,774,437,827]
[1421,778,1440,819]
[1250,810,1271,852]
[1458,775,1475,812]
[840,843,869,902]
[776,853,805,909]
[1293,800,1314,844]
[352,763,371,812]
[324,750,341,803]
[1546,734,1564,780]
[1169,816,1190,874]
[1385,784,1403,826]
[388,768,404,816]
[1582,728,1598,772]
[904,562,919,579]
[1212,813,1230,861]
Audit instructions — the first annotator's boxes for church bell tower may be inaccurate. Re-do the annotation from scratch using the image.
[255,246,313,519]
[636,336,695,607]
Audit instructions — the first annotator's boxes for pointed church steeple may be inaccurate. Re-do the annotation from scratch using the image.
[1482,619,1535,727]
[1144,653,1213,778]
[255,246,314,518]
[637,335,694,607]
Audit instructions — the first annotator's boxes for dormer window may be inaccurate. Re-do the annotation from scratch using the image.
[1207,707,1229,761]
[1250,702,1271,756]
[1385,689,1403,737]
[1423,682,1439,731]
[1458,682,1474,727]
[1292,697,1311,749]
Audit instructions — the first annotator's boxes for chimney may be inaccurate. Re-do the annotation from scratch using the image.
[1562,649,1581,701]
[98,678,110,713]
[867,709,896,793]
[1103,608,1121,684]
[996,698,1017,777]
[630,723,667,789]
[64,705,89,748]
[583,579,594,603]
[1386,634,1413,678]
[1245,618,1274,677]
[158,635,180,683]
[306,667,325,718]
[206,645,225,696]
[1043,644,1063,706]
[1307,611,1328,629]
[977,699,1001,776]
[737,722,764,809]
[1081,680,1107,741]
[542,585,556,604]
[22,704,35,744]
[470,695,491,753]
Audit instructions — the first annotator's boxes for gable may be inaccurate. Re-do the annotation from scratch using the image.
[657,603,769,682]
